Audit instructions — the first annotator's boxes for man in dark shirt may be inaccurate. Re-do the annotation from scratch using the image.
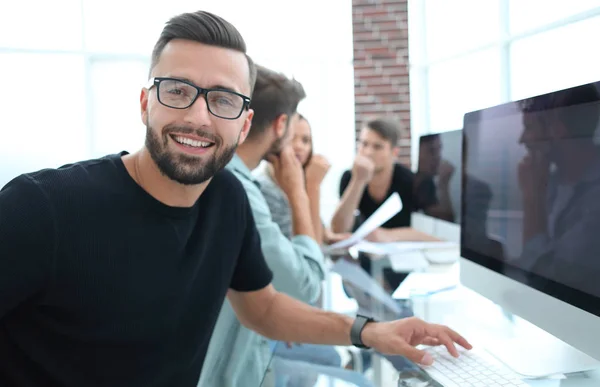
[0,11,470,387]
[331,118,438,289]
[332,118,437,238]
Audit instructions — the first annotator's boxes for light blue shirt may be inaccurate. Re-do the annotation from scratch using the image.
[198,154,325,387]
[519,156,600,298]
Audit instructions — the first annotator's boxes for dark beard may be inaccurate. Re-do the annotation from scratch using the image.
[263,114,293,160]
[145,124,238,185]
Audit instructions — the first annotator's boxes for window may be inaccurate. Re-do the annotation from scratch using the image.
[89,60,149,157]
[425,0,501,62]
[428,49,503,131]
[0,53,87,183]
[409,0,600,154]
[510,15,600,100]
[0,0,82,51]
[509,0,600,34]
[82,0,198,55]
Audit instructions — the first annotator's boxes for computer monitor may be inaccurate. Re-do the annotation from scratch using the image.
[412,129,462,243]
[461,81,600,376]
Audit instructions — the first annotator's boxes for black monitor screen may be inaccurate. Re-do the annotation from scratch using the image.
[416,130,462,224]
[461,81,600,319]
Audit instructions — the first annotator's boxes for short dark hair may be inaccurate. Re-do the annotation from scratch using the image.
[365,118,401,147]
[150,11,257,93]
[247,65,306,139]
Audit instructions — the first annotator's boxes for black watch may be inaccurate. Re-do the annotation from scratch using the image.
[350,314,376,349]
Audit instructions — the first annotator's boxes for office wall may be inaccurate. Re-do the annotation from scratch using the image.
[408,0,600,167]
[352,0,411,167]
[0,0,355,224]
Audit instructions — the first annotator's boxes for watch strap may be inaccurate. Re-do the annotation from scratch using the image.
[350,314,375,349]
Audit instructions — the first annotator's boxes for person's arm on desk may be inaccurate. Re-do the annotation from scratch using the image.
[228,284,472,366]
[366,227,440,243]
[331,155,374,233]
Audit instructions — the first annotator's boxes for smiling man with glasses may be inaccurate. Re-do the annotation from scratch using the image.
[0,10,471,387]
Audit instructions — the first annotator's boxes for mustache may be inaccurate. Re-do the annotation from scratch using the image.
[163,125,221,146]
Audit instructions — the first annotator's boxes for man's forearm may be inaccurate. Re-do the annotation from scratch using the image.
[306,183,324,244]
[254,291,353,345]
[331,178,366,233]
[378,227,440,242]
[289,190,317,240]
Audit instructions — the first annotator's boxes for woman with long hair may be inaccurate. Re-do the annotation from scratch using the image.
[258,114,349,245]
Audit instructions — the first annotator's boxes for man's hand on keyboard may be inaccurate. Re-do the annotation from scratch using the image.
[361,317,472,366]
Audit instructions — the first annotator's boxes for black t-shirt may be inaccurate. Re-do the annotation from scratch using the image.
[340,163,435,229]
[0,153,273,387]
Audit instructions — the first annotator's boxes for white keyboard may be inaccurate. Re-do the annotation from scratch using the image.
[422,345,529,387]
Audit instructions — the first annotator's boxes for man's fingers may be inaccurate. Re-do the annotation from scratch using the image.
[441,326,473,350]
[279,146,296,161]
[266,154,279,167]
[421,337,440,346]
[426,324,473,357]
[435,331,459,358]
[398,341,434,366]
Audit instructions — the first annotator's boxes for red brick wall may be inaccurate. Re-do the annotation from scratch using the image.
[352,0,411,166]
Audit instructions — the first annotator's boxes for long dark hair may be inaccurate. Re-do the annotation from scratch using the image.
[297,114,313,169]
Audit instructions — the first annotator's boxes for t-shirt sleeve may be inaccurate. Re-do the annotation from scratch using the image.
[0,174,55,319]
[229,192,273,292]
[339,170,351,198]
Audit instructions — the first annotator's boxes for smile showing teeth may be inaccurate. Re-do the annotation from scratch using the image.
[172,135,214,148]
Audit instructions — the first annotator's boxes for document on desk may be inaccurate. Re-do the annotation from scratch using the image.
[323,192,402,254]
[388,251,430,272]
[392,271,460,300]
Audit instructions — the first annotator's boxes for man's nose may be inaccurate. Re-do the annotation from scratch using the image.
[183,94,212,127]
[360,146,373,157]
[519,129,528,145]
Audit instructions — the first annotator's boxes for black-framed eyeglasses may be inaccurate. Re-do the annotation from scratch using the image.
[147,77,251,120]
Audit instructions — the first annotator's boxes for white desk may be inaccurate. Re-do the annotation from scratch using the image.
[387,268,600,386]
[336,244,600,386]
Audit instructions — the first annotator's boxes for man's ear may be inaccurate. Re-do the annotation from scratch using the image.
[140,88,150,125]
[238,109,254,145]
[274,114,289,138]
[392,145,401,158]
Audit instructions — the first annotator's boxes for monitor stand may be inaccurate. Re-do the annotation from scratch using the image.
[483,314,600,378]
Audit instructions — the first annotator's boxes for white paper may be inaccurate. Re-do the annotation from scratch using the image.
[323,192,402,253]
[388,251,430,272]
[392,271,460,299]
[354,241,457,255]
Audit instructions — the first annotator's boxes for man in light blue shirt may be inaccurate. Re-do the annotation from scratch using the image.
[516,84,600,299]
[199,65,327,387]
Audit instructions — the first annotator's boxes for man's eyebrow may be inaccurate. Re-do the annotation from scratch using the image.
[209,84,241,94]
[167,76,241,94]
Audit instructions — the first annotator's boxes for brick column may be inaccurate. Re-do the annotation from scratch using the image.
[352,0,411,166]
